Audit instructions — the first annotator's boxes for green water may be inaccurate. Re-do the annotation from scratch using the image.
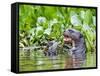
[19,50,96,72]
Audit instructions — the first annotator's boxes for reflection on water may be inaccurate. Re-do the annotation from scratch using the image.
[65,56,86,68]
[19,49,96,71]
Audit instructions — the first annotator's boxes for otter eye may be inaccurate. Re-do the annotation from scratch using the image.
[64,35,69,38]
[64,30,66,32]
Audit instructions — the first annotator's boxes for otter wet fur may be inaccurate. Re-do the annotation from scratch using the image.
[63,29,86,68]
[44,40,59,57]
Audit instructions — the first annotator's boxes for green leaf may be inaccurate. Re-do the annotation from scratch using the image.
[84,10,92,25]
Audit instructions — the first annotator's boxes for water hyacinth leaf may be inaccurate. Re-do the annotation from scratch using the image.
[44,28,51,35]
[82,24,90,31]
[37,30,44,36]
[92,16,96,25]
[22,39,28,46]
[73,26,82,31]
[19,42,25,48]
[37,17,46,24]
[84,10,92,25]
[49,19,58,27]
[80,10,85,20]
[70,14,82,26]
[36,26,43,32]
[42,22,48,29]
[44,6,57,19]
[29,28,35,36]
